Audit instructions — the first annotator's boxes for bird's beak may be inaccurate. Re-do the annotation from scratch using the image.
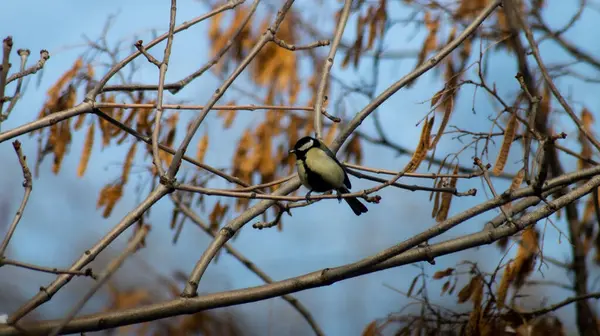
[288,149,295,154]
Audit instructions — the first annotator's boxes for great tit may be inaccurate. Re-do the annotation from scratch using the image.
[289,136,368,216]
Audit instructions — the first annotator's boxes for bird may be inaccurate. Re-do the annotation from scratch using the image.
[289,136,368,216]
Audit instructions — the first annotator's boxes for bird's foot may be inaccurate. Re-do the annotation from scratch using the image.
[335,189,343,203]
[305,190,313,203]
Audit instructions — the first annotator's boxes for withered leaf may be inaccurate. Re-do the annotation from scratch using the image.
[441,280,451,296]
[362,321,378,336]
[457,275,478,303]
[436,164,458,222]
[77,122,95,178]
[496,262,512,310]
[404,116,435,173]
[407,275,419,297]
[196,134,209,164]
[433,267,454,279]
[122,142,137,184]
[492,111,518,176]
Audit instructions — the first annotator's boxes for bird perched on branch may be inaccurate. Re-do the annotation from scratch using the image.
[289,136,368,216]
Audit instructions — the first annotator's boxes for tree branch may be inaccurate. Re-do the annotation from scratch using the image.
[5,172,600,336]
[313,0,351,139]
[0,141,32,257]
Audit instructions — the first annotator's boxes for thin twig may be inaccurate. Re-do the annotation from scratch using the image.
[176,182,382,202]
[0,258,96,278]
[225,175,294,192]
[346,168,477,196]
[473,157,514,225]
[272,37,330,51]
[151,0,178,178]
[515,72,540,184]
[6,49,50,84]
[343,162,483,179]
[94,102,313,111]
[0,37,14,115]
[1,49,30,124]
[0,141,32,257]
[313,0,351,139]
[134,40,161,66]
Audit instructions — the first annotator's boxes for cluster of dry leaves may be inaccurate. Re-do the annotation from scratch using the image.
[361,226,555,336]
[21,0,599,334]
[34,2,366,228]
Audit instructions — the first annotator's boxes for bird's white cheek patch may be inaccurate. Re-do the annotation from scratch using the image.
[298,140,314,152]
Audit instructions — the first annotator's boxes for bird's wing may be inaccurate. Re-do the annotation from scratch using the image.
[319,141,352,189]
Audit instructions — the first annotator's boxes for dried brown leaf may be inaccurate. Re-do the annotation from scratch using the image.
[582,107,594,130]
[466,275,484,335]
[77,122,95,178]
[324,123,338,146]
[407,275,419,297]
[539,83,551,120]
[433,267,454,279]
[502,168,525,211]
[51,121,72,174]
[457,276,476,303]
[441,280,451,296]
[417,12,439,65]
[511,227,539,288]
[404,116,435,173]
[97,183,124,218]
[496,262,512,310]
[196,134,209,163]
[343,134,363,165]
[209,201,230,233]
[365,7,378,51]
[362,321,378,336]
[579,108,595,170]
[430,89,444,108]
[436,164,458,222]
[492,112,518,176]
[74,113,87,130]
[122,142,137,184]
[430,95,453,149]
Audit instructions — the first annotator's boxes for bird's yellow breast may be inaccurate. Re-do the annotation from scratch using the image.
[296,148,345,189]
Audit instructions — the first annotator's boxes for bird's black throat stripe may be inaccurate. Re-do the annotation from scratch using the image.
[300,157,335,192]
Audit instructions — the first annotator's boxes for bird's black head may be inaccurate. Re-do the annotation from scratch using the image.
[289,136,319,157]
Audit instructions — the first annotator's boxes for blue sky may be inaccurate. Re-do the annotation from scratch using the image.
[1,0,600,335]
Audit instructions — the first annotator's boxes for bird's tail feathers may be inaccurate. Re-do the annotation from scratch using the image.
[339,187,368,216]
